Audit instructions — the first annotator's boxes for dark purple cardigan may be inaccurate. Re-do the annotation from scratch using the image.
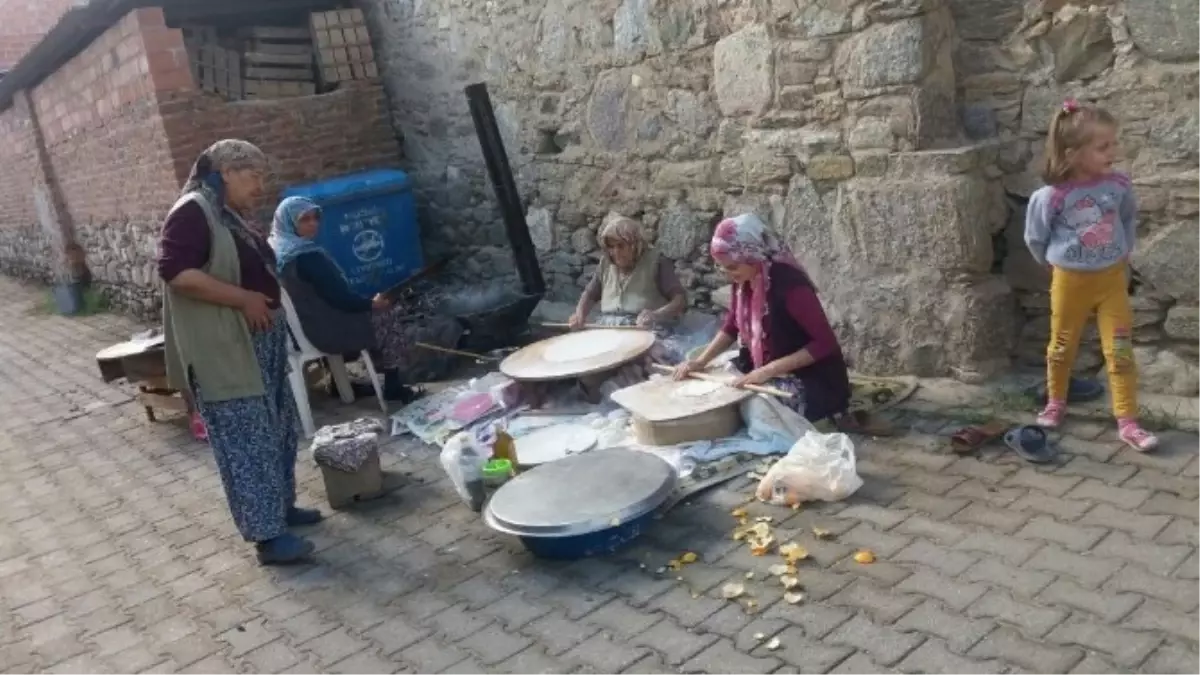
[731,263,852,422]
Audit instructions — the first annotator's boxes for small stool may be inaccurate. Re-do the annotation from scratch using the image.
[319,449,384,509]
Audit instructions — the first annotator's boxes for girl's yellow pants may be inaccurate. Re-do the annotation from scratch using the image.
[1047,264,1137,419]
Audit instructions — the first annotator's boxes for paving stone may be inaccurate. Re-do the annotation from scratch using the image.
[648,586,725,627]
[952,503,1030,533]
[826,650,895,673]
[680,637,782,674]
[326,648,396,674]
[839,523,912,557]
[1140,643,1200,674]
[1081,503,1172,539]
[1122,468,1200,500]
[457,625,534,666]
[1025,544,1124,588]
[520,612,600,656]
[494,646,567,674]
[397,636,469,673]
[1047,618,1163,667]
[1015,515,1108,552]
[562,632,650,672]
[1004,468,1082,497]
[897,637,1005,674]
[1066,478,1152,509]
[240,639,304,674]
[630,616,717,666]
[826,614,925,666]
[1009,492,1092,520]
[1057,456,1138,483]
[893,515,968,544]
[895,570,988,611]
[1038,577,1142,622]
[300,627,372,667]
[829,580,922,623]
[1093,531,1192,574]
[946,480,1026,506]
[364,617,430,655]
[1105,565,1200,612]
[965,589,1067,637]
[424,604,495,642]
[1140,493,1199,520]
[838,504,909,529]
[1123,600,1200,643]
[895,600,994,654]
[761,600,853,640]
[893,539,978,576]
[756,626,854,672]
[969,626,1084,674]
[831,557,913,587]
[953,530,1042,565]
[1068,652,1122,674]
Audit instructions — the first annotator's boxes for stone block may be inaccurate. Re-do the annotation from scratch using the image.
[713,24,773,116]
[1133,222,1199,302]
[806,154,854,180]
[946,0,1024,41]
[1043,7,1114,83]
[657,202,711,260]
[1164,305,1198,340]
[1134,346,1200,396]
[526,207,555,252]
[848,118,893,151]
[1126,0,1200,63]
[835,14,942,93]
[833,176,996,273]
[824,272,1017,378]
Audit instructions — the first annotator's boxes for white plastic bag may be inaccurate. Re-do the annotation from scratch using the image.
[755,430,862,506]
[440,431,488,511]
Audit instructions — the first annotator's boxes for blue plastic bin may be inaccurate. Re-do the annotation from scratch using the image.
[282,169,423,297]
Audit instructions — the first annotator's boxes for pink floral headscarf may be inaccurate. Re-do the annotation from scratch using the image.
[710,214,808,369]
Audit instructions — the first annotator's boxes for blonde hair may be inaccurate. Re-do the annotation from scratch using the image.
[1042,100,1117,185]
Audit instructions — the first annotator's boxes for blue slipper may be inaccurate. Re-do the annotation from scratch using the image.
[1003,425,1057,464]
[256,533,315,565]
[1029,377,1104,406]
[286,506,324,527]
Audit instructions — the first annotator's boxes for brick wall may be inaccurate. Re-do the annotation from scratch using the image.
[0,0,77,70]
[0,6,402,318]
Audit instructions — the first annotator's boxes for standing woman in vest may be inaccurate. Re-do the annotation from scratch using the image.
[568,212,688,361]
[157,139,320,565]
[674,214,852,424]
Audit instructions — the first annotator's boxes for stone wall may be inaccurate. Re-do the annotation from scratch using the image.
[362,0,1197,392]
[361,0,1013,378]
[0,8,402,320]
[974,0,1199,396]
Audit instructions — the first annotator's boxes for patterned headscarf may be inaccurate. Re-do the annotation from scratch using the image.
[269,196,324,272]
[710,213,809,369]
[181,139,274,264]
[597,212,647,270]
[182,139,268,201]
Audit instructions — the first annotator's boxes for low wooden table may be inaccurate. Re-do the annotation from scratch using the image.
[96,335,189,422]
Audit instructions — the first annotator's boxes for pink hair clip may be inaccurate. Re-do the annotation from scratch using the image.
[1062,98,1080,114]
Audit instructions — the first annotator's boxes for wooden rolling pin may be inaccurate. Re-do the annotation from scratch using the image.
[649,363,794,399]
[414,342,500,362]
[538,322,647,331]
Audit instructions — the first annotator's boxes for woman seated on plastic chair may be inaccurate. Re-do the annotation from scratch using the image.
[269,196,462,403]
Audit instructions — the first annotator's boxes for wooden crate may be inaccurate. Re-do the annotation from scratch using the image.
[236,25,317,96]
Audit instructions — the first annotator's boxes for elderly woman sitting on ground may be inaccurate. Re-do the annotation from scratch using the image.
[569,212,689,363]
[270,196,462,401]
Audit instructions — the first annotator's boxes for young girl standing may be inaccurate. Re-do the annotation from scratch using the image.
[1024,99,1157,452]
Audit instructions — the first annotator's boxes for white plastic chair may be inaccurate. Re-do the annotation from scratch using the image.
[279,289,386,437]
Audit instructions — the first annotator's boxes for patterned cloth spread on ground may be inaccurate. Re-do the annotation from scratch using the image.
[311,417,385,473]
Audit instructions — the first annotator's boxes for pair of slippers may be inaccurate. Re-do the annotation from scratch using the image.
[950,421,1057,464]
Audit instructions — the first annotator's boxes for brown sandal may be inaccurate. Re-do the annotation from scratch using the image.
[949,421,1009,453]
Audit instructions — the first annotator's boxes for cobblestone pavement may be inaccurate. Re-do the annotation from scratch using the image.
[0,276,1197,674]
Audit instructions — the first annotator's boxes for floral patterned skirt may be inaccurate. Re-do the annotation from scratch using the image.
[191,314,299,543]
[371,302,464,382]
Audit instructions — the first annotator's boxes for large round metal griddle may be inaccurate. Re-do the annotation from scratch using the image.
[484,448,676,538]
[499,328,655,382]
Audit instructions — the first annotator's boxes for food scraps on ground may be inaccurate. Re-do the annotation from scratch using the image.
[721,582,745,599]
[779,542,809,563]
[765,637,781,651]
[667,551,700,571]
[853,549,876,564]
[783,591,805,605]
[753,633,766,642]
[767,563,793,577]
[780,575,801,590]
[813,527,835,540]
[745,571,755,580]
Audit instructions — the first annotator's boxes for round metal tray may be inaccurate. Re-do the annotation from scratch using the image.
[499,328,655,382]
[484,448,676,538]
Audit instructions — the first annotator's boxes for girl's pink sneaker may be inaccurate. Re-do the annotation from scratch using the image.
[1118,420,1158,452]
[1036,400,1066,428]
[190,412,208,443]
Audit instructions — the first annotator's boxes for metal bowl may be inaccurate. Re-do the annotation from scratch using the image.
[483,447,676,560]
